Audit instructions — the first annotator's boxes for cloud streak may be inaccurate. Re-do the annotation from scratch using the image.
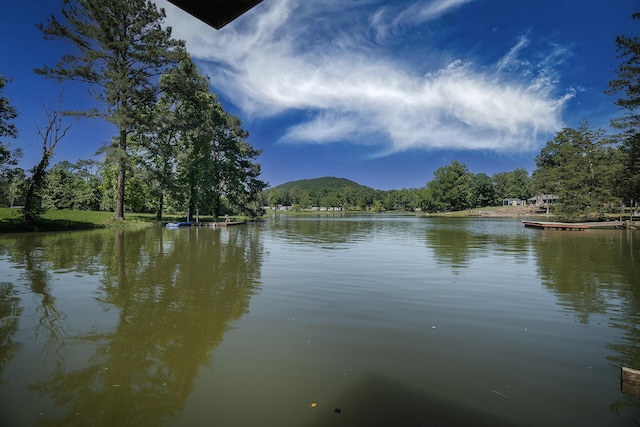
[159,0,573,156]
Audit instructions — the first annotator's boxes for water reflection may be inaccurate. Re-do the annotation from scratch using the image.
[268,216,374,247]
[532,229,640,419]
[11,236,69,357]
[424,218,531,271]
[2,226,263,426]
[1,218,640,425]
[532,230,640,369]
[0,282,22,385]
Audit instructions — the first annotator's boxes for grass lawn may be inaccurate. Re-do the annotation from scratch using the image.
[0,208,249,233]
[0,208,158,232]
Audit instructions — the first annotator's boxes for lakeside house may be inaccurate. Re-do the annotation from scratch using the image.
[502,198,527,206]
[528,193,559,213]
[528,193,559,208]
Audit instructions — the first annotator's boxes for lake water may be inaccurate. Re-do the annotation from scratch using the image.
[0,215,639,426]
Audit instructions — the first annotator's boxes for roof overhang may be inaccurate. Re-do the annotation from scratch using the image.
[166,0,264,30]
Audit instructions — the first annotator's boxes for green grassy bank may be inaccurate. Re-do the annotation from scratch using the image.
[0,208,157,232]
[0,208,253,233]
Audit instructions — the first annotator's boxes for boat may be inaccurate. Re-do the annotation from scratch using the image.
[165,222,192,228]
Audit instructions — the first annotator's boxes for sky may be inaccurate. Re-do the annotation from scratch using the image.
[1,0,637,190]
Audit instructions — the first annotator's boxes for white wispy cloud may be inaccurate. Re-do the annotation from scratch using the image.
[496,35,530,74]
[393,0,475,27]
[158,0,573,155]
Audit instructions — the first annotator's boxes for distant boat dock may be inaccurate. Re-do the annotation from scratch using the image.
[165,221,245,228]
[522,220,631,230]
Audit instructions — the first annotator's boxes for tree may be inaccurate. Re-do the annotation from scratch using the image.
[207,112,266,217]
[7,168,25,208]
[0,74,21,181]
[606,12,640,206]
[492,169,530,201]
[45,162,75,209]
[23,98,71,222]
[36,0,186,220]
[425,161,474,212]
[492,172,510,200]
[472,173,496,207]
[45,159,104,210]
[72,159,103,210]
[135,56,211,220]
[531,123,616,221]
[507,168,531,200]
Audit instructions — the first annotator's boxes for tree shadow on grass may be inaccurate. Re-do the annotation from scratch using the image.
[0,218,107,233]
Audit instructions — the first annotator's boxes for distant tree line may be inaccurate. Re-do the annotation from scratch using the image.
[262,167,532,213]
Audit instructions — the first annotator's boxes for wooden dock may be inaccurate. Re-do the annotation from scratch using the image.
[622,367,640,397]
[523,221,587,230]
[522,220,629,230]
[165,221,245,228]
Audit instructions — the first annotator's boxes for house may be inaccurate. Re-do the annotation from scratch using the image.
[502,198,526,206]
[528,194,559,208]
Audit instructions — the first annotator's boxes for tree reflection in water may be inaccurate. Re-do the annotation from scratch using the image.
[532,229,640,417]
[12,238,68,358]
[20,226,263,427]
[0,282,22,385]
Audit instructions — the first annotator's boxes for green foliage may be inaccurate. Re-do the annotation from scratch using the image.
[0,75,18,142]
[36,0,187,220]
[265,177,383,210]
[2,168,25,208]
[273,177,364,193]
[127,57,267,220]
[0,74,21,182]
[532,123,617,221]
[44,160,105,212]
[606,12,640,203]
[425,161,474,212]
[22,151,52,222]
[491,169,531,201]
[507,168,531,200]
[22,98,71,223]
[472,173,497,207]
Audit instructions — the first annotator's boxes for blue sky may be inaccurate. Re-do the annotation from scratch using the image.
[1,0,637,190]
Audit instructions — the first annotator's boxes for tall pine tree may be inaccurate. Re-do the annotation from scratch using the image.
[606,12,640,206]
[36,0,186,220]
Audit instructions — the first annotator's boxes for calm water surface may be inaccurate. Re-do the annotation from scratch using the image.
[0,215,639,426]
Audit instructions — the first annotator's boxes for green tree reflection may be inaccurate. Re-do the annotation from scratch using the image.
[27,226,263,426]
[10,236,69,356]
[533,230,640,413]
[425,219,531,271]
[0,282,22,385]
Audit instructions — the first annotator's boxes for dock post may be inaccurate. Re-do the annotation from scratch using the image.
[622,367,640,397]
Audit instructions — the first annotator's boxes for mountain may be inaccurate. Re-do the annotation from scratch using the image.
[268,176,373,192]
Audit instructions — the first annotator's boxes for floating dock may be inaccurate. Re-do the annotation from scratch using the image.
[208,221,245,227]
[165,221,245,228]
[523,221,587,230]
[522,220,629,230]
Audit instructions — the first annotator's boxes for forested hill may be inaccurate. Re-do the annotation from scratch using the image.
[269,177,373,192]
[264,176,383,209]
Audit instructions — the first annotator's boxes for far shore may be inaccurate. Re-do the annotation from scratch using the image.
[3,205,638,233]
[430,205,551,218]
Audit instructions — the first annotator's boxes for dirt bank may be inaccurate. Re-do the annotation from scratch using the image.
[463,206,551,218]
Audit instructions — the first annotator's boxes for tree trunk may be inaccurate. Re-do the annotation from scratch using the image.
[212,193,221,219]
[115,130,127,220]
[156,192,164,221]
